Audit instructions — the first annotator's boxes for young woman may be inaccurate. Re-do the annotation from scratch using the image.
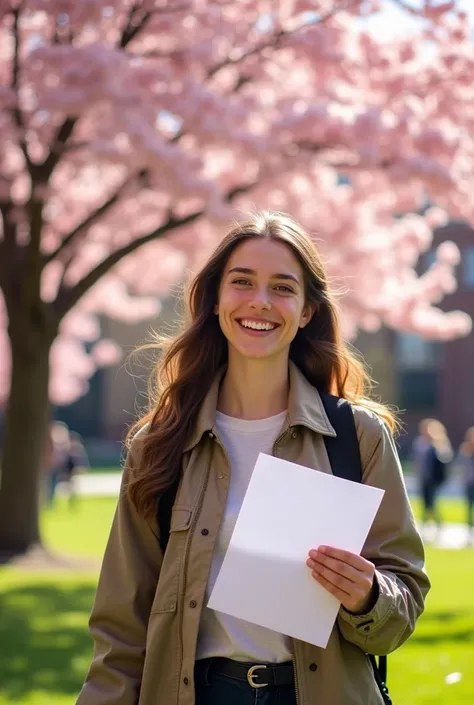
[457,427,474,541]
[412,418,453,529]
[76,211,430,705]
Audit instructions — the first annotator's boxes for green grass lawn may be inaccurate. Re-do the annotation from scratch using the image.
[0,496,473,705]
[410,497,468,525]
[41,497,117,558]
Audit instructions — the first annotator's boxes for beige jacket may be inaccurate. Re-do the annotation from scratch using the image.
[76,363,430,705]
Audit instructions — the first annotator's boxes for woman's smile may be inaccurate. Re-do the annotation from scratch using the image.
[235,317,281,336]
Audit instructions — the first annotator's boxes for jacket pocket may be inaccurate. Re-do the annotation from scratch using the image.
[151,506,192,614]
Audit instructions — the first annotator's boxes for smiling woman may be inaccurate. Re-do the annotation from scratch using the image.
[215,238,312,370]
[76,211,430,705]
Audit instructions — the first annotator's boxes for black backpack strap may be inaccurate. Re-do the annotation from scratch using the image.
[319,392,390,704]
[369,655,392,704]
[319,392,362,483]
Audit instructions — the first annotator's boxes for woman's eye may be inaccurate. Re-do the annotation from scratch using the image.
[232,278,251,286]
[275,285,294,293]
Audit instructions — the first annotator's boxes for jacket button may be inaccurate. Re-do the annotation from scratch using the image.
[201,528,209,536]
[291,431,298,439]
[309,663,318,672]
[208,431,215,439]
[183,677,189,685]
[189,600,197,608]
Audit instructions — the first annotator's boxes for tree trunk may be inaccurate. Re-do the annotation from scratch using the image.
[0,329,52,557]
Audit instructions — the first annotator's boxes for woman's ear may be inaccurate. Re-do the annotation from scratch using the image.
[299,304,316,328]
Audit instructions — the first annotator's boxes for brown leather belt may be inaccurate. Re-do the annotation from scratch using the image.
[196,657,295,689]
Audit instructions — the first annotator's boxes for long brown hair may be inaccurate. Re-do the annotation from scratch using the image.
[127,211,398,518]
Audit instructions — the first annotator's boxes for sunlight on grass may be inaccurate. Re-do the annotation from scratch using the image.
[41,496,117,559]
[1,496,473,705]
[410,498,468,526]
[389,547,474,704]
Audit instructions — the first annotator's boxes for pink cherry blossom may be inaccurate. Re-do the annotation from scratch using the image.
[0,0,473,408]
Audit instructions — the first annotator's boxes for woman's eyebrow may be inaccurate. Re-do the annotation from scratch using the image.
[228,266,300,285]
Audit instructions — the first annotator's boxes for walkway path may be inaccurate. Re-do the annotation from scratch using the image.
[420,522,472,549]
[76,472,122,497]
[73,473,472,550]
[76,471,465,497]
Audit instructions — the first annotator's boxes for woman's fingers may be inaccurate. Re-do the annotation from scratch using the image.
[312,546,373,573]
[307,545,376,613]
[311,571,353,603]
[307,551,363,585]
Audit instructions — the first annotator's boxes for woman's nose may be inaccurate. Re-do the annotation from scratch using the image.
[249,288,271,310]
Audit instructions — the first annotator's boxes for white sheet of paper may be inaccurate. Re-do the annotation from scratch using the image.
[207,453,384,649]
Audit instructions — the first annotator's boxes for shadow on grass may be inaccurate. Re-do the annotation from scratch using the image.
[1,585,473,700]
[0,581,96,700]
[419,610,465,623]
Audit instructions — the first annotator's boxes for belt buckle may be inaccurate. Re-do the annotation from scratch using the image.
[247,664,267,689]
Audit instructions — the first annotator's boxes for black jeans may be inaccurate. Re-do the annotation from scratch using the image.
[467,483,474,528]
[194,659,298,705]
[420,478,441,525]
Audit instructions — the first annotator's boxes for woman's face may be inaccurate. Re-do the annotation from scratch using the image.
[216,238,313,362]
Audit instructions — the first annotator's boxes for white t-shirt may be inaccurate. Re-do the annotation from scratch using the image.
[196,409,293,663]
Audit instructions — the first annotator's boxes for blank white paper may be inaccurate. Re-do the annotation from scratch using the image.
[207,453,384,649]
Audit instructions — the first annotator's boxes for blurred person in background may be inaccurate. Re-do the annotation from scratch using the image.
[46,421,71,507]
[456,426,474,545]
[61,431,90,510]
[412,418,453,532]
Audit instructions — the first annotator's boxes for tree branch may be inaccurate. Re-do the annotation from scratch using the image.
[390,0,422,16]
[119,3,152,49]
[10,1,34,175]
[0,199,16,241]
[8,2,45,309]
[55,180,257,318]
[40,117,78,181]
[206,0,362,80]
[39,1,156,181]
[0,201,18,289]
[24,194,45,298]
[295,140,396,171]
[11,3,22,93]
[55,208,204,317]
[120,1,191,49]
[45,170,145,266]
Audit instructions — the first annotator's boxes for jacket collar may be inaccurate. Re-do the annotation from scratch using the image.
[184,361,336,452]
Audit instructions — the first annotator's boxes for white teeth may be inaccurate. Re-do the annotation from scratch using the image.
[240,319,276,331]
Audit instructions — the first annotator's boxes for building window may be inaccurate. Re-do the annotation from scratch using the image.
[398,370,438,410]
[395,333,440,410]
[463,247,474,289]
[396,333,440,369]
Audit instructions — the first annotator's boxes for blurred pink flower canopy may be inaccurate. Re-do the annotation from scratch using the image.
[0,0,472,404]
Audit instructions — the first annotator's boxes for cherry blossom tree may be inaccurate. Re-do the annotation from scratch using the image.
[0,0,473,557]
